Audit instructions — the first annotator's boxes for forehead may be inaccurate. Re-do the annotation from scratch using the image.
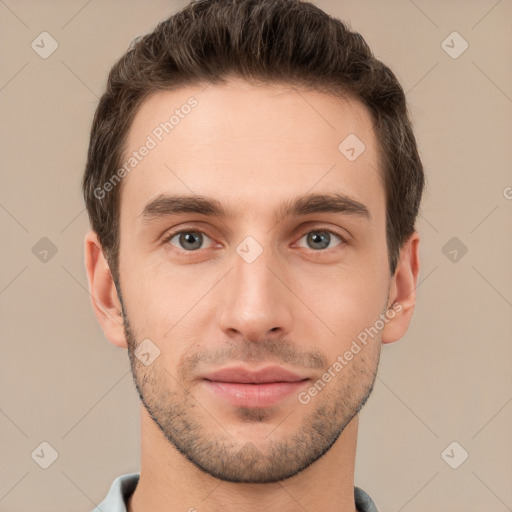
[120,79,384,223]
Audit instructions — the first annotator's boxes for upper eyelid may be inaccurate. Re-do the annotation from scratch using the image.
[295,229,345,243]
[165,228,210,239]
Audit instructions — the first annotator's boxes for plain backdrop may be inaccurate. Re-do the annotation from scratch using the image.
[0,1,511,511]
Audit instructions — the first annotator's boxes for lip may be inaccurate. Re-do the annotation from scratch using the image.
[201,365,308,384]
[200,366,310,408]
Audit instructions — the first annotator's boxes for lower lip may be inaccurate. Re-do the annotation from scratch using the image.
[203,380,309,408]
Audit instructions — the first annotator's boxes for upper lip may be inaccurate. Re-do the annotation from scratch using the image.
[201,366,309,384]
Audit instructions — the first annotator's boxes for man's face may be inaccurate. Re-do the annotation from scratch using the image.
[116,79,391,483]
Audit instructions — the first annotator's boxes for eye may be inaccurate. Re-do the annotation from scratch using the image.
[296,230,344,251]
[163,228,345,253]
[166,230,213,251]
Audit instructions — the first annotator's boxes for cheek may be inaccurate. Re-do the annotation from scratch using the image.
[119,256,218,350]
[297,263,388,355]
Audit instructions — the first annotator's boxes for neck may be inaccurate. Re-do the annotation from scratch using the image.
[128,404,360,512]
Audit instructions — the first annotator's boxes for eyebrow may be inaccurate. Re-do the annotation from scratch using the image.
[139,192,371,224]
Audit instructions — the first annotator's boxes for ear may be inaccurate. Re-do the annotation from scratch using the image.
[381,231,420,344]
[84,230,127,348]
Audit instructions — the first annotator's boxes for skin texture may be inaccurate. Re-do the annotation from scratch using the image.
[85,78,420,512]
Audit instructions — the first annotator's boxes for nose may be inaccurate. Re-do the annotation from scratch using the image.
[218,244,293,343]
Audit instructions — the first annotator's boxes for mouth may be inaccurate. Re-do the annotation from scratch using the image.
[200,365,310,408]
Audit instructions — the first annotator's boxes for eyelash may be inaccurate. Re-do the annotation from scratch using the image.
[162,226,347,254]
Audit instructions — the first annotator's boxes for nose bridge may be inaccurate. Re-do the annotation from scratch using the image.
[218,237,291,340]
[235,245,275,304]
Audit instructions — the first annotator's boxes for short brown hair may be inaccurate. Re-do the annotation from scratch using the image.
[82,0,424,280]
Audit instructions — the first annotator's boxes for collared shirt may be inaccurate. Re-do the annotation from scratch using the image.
[92,473,380,512]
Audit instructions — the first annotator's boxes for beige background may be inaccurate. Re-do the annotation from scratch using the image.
[1,0,511,511]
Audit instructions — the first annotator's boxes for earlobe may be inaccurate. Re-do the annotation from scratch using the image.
[382,231,421,344]
[84,230,127,348]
